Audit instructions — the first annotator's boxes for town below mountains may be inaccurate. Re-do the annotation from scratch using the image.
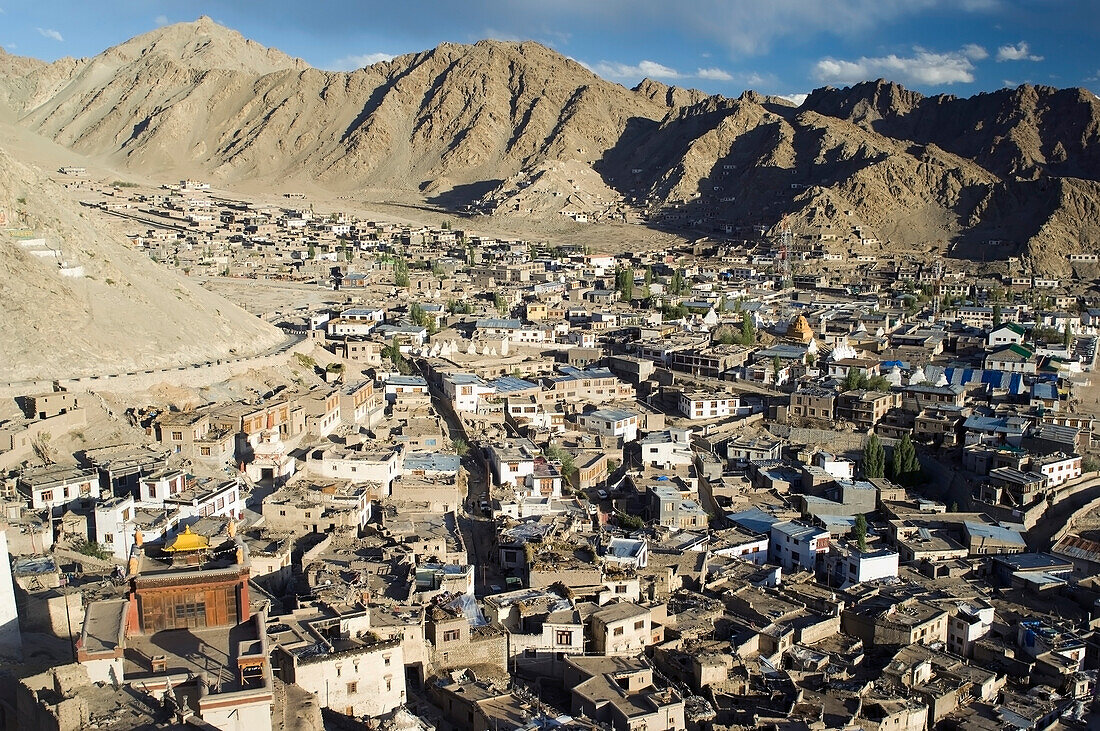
[1,17,1099,274]
[0,15,1099,731]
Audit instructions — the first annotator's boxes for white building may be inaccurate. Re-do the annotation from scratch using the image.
[1033,453,1082,488]
[139,468,188,504]
[678,392,732,420]
[813,452,855,481]
[840,546,899,587]
[308,445,402,495]
[164,479,242,521]
[271,605,407,718]
[327,318,378,337]
[576,408,640,442]
[769,521,830,572]
[947,601,995,658]
[639,429,694,469]
[442,373,497,413]
[381,375,429,404]
[0,531,22,660]
[17,466,98,517]
[487,438,540,487]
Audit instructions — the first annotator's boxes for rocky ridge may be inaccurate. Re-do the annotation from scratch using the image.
[1,19,1098,272]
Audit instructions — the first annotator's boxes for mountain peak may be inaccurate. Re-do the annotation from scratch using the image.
[100,16,308,74]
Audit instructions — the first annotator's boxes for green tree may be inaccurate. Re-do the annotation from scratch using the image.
[644,265,654,287]
[739,316,756,345]
[493,292,508,316]
[382,341,412,374]
[616,512,645,530]
[616,267,634,301]
[864,434,885,478]
[993,304,1002,326]
[865,375,892,392]
[890,433,920,485]
[393,257,410,287]
[1064,324,1074,350]
[854,513,868,552]
[772,356,783,383]
[845,367,862,391]
[670,268,688,295]
[545,444,577,480]
[409,303,429,327]
[307,243,316,259]
[451,438,469,457]
[662,303,688,320]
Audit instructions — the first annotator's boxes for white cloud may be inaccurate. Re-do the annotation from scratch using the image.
[588,60,767,87]
[812,46,981,86]
[591,59,682,80]
[996,41,1043,62]
[36,28,63,42]
[696,67,734,82]
[961,43,988,60]
[327,52,396,71]
[154,15,169,26]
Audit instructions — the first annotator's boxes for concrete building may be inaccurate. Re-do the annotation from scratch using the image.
[270,604,406,718]
[678,392,732,420]
[0,530,22,660]
[589,602,654,656]
[769,521,830,572]
[576,408,640,442]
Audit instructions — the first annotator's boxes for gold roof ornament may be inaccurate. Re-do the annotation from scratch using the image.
[164,524,209,553]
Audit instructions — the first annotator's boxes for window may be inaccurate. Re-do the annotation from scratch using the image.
[385,677,392,692]
[200,446,211,456]
[556,630,573,645]
[103,533,114,544]
[634,620,645,630]
[148,485,157,499]
[172,431,183,441]
[383,655,391,667]
[347,682,357,694]
[615,584,627,594]
[41,490,53,502]
[613,626,624,636]
[442,629,461,642]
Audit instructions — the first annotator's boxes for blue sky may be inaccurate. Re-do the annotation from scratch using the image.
[3,1,1098,101]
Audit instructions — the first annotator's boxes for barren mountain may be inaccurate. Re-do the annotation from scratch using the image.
[2,19,1099,272]
[0,146,284,382]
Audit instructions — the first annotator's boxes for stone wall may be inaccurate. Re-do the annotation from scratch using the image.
[0,335,307,400]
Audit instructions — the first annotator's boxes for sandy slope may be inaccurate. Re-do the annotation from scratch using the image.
[0,141,283,382]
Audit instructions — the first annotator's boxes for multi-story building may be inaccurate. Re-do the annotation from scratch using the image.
[487,438,540,487]
[588,602,654,656]
[678,392,732,420]
[270,604,406,718]
[790,387,837,422]
[837,390,902,429]
[576,408,640,442]
[769,521,830,572]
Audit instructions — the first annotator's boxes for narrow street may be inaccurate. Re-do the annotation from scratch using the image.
[414,359,507,595]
